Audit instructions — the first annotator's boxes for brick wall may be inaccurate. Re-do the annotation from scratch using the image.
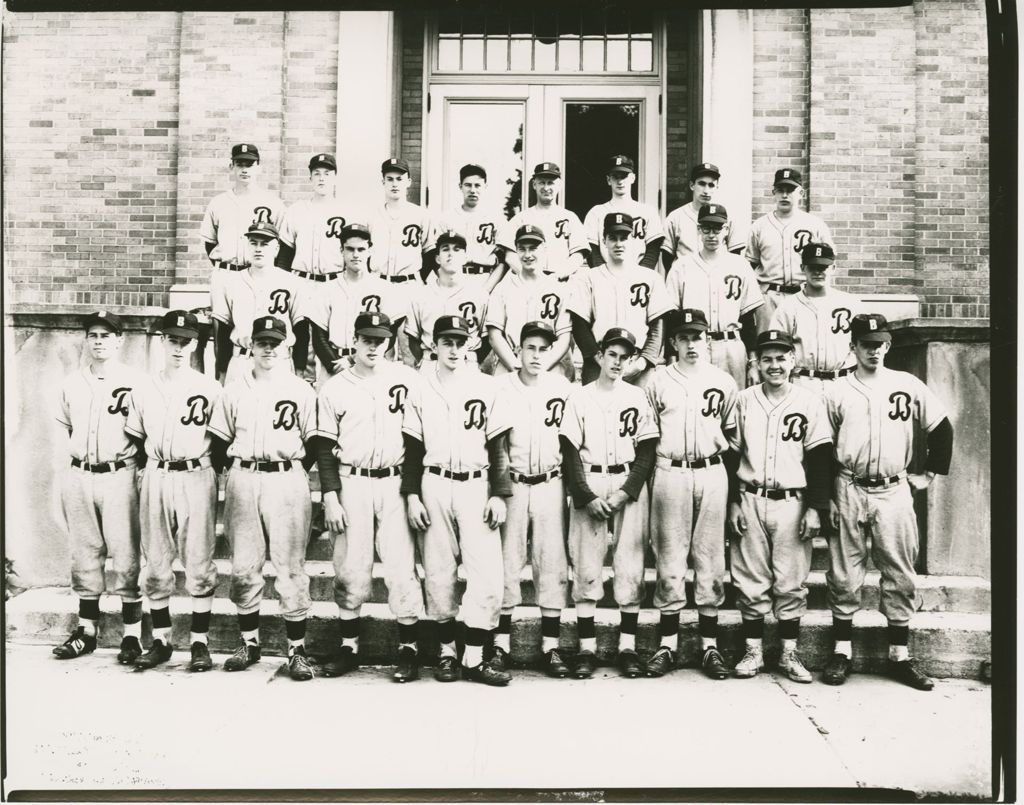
[663,10,693,213]
[399,9,425,204]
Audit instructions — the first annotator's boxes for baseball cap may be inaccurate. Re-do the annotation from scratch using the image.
[599,327,637,355]
[666,308,709,338]
[436,229,467,249]
[603,212,634,236]
[697,204,729,225]
[381,157,410,176]
[354,311,393,339]
[340,223,372,243]
[515,224,545,245]
[459,163,487,182]
[231,143,260,163]
[850,313,891,343]
[756,329,795,353]
[801,242,835,268]
[773,168,802,188]
[160,309,199,339]
[84,310,123,335]
[246,221,279,241]
[433,315,471,341]
[690,162,721,181]
[520,320,556,345]
[251,316,287,343]
[532,162,561,179]
[607,155,635,174]
[309,153,337,171]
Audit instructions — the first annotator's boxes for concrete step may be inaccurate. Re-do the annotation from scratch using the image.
[6,587,990,679]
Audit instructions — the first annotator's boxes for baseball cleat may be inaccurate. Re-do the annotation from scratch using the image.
[463,660,511,687]
[701,647,730,680]
[287,647,315,681]
[393,646,419,683]
[223,642,261,672]
[117,635,143,665]
[321,646,359,678]
[434,655,460,683]
[886,659,934,691]
[779,649,812,683]
[821,653,852,686]
[573,650,597,679]
[53,627,97,660]
[732,646,764,679]
[644,646,675,678]
[489,646,510,674]
[134,640,173,670]
[543,649,570,678]
[189,641,213,672]
[617,649,643,678]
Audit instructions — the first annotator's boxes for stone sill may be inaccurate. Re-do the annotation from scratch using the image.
[888,318,991,346]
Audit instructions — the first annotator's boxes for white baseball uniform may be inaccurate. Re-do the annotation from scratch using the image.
[584,198,664,264]
[499,205,588,278]
[484,272,572,374]
[430,206,506,284]
[663,203,744,261]
[278,198,357,276]
[404,278,489,362]
[368,201,432,282]
[769,288,861,392]
[200,189,284,295]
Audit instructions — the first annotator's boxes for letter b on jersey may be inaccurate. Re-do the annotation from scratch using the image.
[181,395,210,426]
[107,387,131,416]
[781,413,808,442]
[544,398,565,427]
[888,391,912,421]
[464,399,486,430]
[701,388,724,418]
[273,400,299,430]
[619,407,639,437]
[388,384,408,414]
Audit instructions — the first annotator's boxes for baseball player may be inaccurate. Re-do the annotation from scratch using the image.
[313,312,424,682]
[768,242,860,394]
[568,213,673,386]
[665,203,764,389]
[662,162,743,273]
[368,157,432,284]
[559,327,658,679]
[485,224,572,378]
[491,320,573,678]
[124,310,222,672]
[405,230,490,369]
[745,168,835,332]
[498,162,589,281]
[207,316,319,681]
[52,311,144,665]
[308,223,408,379]
[401,315,513,685]
[643,309,738,680]
[583,155,664,270]
[211,221,305,383]
[727,329,833,682]
[822,314,953,691]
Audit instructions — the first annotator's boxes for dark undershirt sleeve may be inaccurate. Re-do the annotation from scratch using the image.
[570,312,599,360]
[802,442,833,511]
[400,433,425,497]
[621,437,657,500]
[640,237,665,269]
[276,243,295,270]
[587,245,604,268]
[925,417,953,475]
[311,324,340,372]
[313,435,341,494]
[739,310,758,355]
[127,435,147,470]
[205,242,215,259]
[723,448,741,505]
[560,435,597,509]
[209,435,230,474]
[214,322,233,377]
[300,439,318,472]
[487,431,513,498]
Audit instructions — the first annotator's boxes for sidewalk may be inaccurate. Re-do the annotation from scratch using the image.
[3,644,991,799]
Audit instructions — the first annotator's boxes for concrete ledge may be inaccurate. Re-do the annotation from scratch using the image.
[888,317,990,345]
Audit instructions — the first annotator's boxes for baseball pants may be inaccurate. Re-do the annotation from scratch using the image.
[331,472,423,620]
[568,472,648,608]
[827,475,919,624]
[59,463,141,601]
[709,338,747,390]
[139,462,217,603]
[500,475,569,611]
[224,462,312,620]
[418,473,504,630]
[729,490,811,620]
[649,460,728,613]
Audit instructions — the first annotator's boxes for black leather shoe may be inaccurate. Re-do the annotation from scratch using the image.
[223,642,261,672]
[321,646,359,678]
[544,649,570,678]
[490,646,510,673]
[393,646,419,683]
[821,653,852,686]
[887,659,934,691]
[701,646,730,680]
[134,639,173,669]
[464,660,511,687]
[573,650,597,679]
[288,647,315,681]
[645,646,675,678]
[434,655,460,683]
[618,649,643,678]
[53,627,97,660]
[189,642,213,672]
[117,636,143,665]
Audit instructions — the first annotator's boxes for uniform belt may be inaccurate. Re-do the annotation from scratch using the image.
[71,457,136,473]
[332,346,356,358]
[588,463,630,475]
[214,261,248,271]
[794,367,853,380]
[341,465,402,479]
[233,459,295,472]
[661,454,724,470]
[386,274,417,284]
[707,330,740,341]
[740,482,802,500]
[463,263,495,275]
[282,266,342,282]
[851,473,905,489]
[427,466,486,482]
[155,457,212,472]
[764,282,803,294]
[510,468,561,485]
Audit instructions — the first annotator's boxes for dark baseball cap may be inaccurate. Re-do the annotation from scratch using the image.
[607,155,635,174]
[309,152,337,171]
[231,143,260,163]
[756,329,795,353]
[690,162,721,181]
[515,224,545,245]
[532,161,561,179]
[354,311,393,339]
[251,316,287,343]
[246,221,279,241]
[84,310,123,335]
[801,242,835,268]
[160,309,199,339]
[600,327,637,355]
[773,168,802,188]
[436,229,467,249]
[340,223,372,243]
[520,320,556,345]
[433,315,471,340]
[604,212,634,236]
[666,308,709,338]
[697,204,729,225]
[459,163,487,182]
[381,157,410,175]
[850,313,891,343]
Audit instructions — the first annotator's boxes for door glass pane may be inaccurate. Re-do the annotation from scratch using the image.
[630,38,653,72]
[535,39,556,71]
[510,37,532,70]
[438,37,460,71]
[462,38,484,71]
[557,36,581,72]
[562,102,641,221]
[606,38,628,72]
[581,38,604,71]
[485,37,508,72]
[444,102,525,218]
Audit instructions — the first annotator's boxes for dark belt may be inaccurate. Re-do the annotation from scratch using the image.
[233,459,294,472]
[347,466,401,479]
[794,367,853,380]
[764,282,802,294]
[668,454,723,470]
[427,466,486,482]
[332,346,356,358]
[155,458,207,472]
[71,458,130,473]
[282,266,342,282]
[510,468,560,485]
[386,274,417,284]
[214,261,248,271]
[707,330,740,341]
[851,474,904,489]
[464,263,495,276]
[741,482,801,501]
[588,463,629,475]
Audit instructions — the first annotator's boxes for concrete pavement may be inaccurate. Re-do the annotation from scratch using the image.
[3,644,991,798]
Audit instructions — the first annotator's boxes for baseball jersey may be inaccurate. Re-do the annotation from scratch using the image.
[405,278,489,355]
[568,263,673,347]
[199,189,284,267]
[484,272,572,350]
[559,382,658,466]
[584,198,664,254]
[315,362,419,470]
[663,203,743,260]
[429,206,506,267]
[402,370,512,473]
[306,272,408,353]
[646,363,739,461]
[729,384,831,490]
[498,205,588,275]
[666,251,764,331]
[211,267,305,348]
[278,198,357,275]
[769,289,861,372]
[825,369,948,479]
[207,369,317,461]
[495,372,573,475]
[744,210,835,287]
[368,201,432,280]
[124,368,222,461]
[57,363,143,464]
